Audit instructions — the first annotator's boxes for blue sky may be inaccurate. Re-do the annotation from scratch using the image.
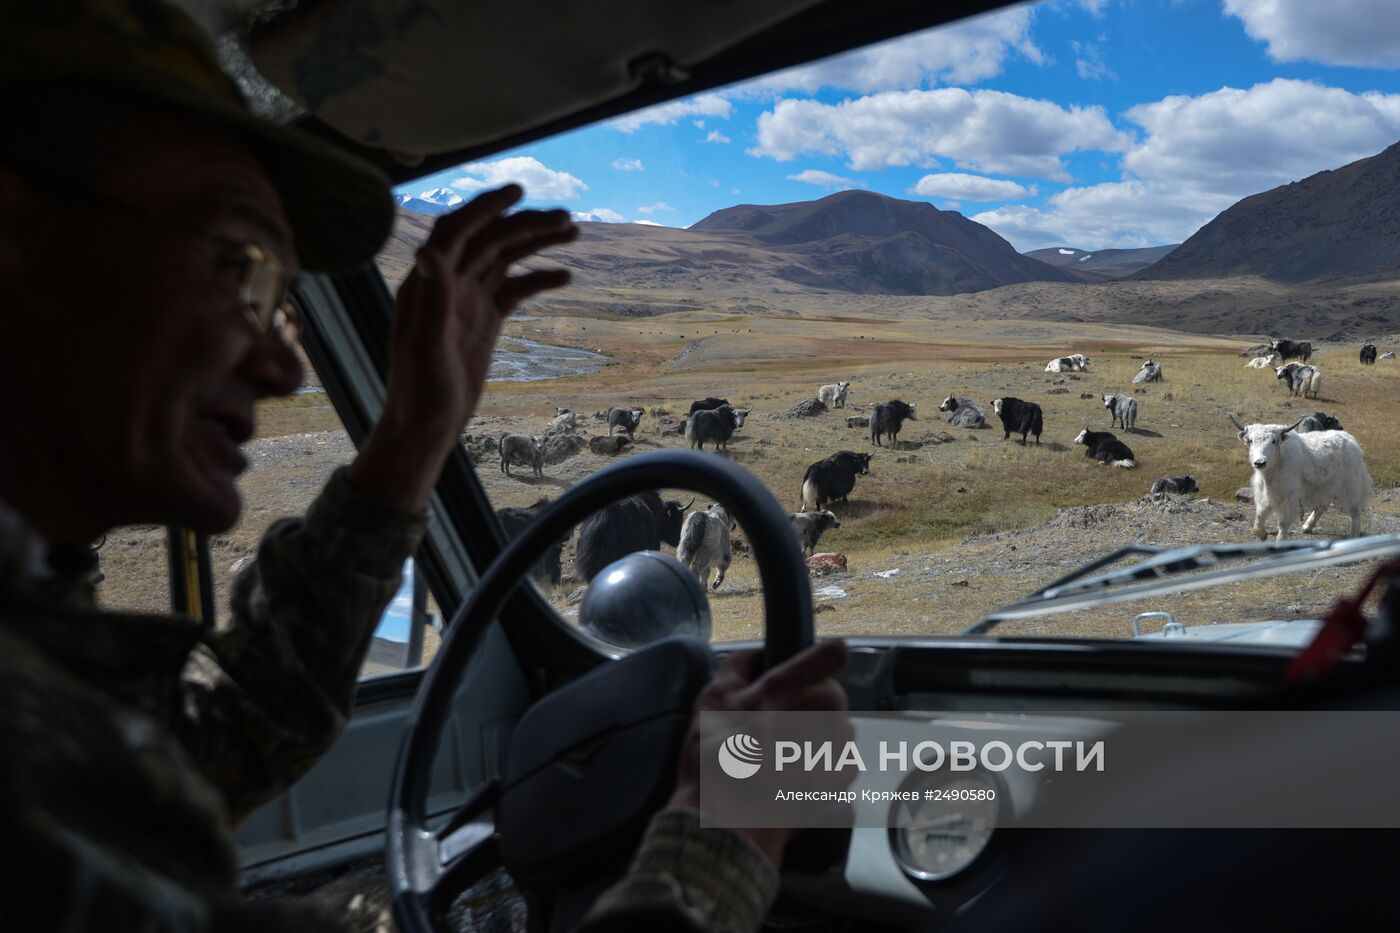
[396,0,1400,251]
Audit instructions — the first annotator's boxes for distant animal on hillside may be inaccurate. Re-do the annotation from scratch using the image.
[1270,338,1313,363]
[1046,354,1090,373]
[1361,343,1378,365]
[818,381,852,409]
[574,491,695,581]
[604,407,644,438]
[1074,428,1137,468]
[1150,475,1198,495]
[870,399,917,447]
[939,395,987,428]
[1246,356,1275,368]
[498,433,544,478]
[677,503,736,591]
[1132,360,1163,383]
[790,510,841,557]
[685,404,750,452]
[1297,411,1344,433]
[688,396,730,416]
[992,397,1043,445]
[1231,415,1370,540]
[1102,393,1138,432]
[1276,362,1322,399]
[801,450,872,511]
[495,498,565,586]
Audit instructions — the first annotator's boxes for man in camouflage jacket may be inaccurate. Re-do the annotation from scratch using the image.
[0,2,848,931]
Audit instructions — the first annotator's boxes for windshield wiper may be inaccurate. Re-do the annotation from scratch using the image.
[964,534,1400,635]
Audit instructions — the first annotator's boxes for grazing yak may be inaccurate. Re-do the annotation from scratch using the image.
[1276,362,1322,399]
[1361,343,1378,365]
[605,407,644,438]
[1074,429,1137,468]
[688,396,730,416]
[790,510,841,557]
[801,450,872,511]
[939,396,988,429]
[1151,475,1198,495]
[1102,393,1138,432]
[1382,352,1396,360]
[1297,411,1344,433]
[818,381,852,409]
[1132,360,1163,383]
[992,397,1043,445]
[498,434,544,478]
[677,503,737,591]
[1231,415,1370,540]
[685,404,750,452]
[495,498,564,587]
[1270,338,1313,362]
[870,399,917,447]
[574,491,695,581]
[1046,354,1090,373]
[1246,356,1275,368]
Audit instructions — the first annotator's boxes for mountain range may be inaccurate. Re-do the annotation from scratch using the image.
[388,138,1400,303]
[1025,245,1179,280]
[1137,140,1400,284]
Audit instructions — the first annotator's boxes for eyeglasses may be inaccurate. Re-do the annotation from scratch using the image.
[230,241,300,343]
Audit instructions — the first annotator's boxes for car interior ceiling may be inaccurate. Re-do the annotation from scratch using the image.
[239,0,1019,182]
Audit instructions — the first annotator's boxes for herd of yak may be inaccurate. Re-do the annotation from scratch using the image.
[492,337,1389,591]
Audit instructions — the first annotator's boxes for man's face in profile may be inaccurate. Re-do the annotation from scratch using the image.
[5,106,304,537]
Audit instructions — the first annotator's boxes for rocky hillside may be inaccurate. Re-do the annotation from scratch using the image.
[1136,140,1400,284]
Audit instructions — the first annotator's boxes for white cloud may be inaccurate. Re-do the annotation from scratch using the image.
[734,5,1042,94]
[1224,0,1400,68]
[705,130,732,144]
[1079,0,1110,17]
[910,172,1032,200]
[1072,40,1116,81]
[610,93,732,132]
[1121,79,1400,198]
[634,220,667,227]
[636,202,676,215]
[693,120,706,129]
[571,208,628,223]
[611,158,643,172]
[788,169,865,190]
[751,88,1129,180]
[971,78,1400,250]
[451,156,588,200]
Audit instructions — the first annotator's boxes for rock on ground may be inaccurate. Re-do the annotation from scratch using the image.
[542,434,586,465]
[656,416,687,435]
[846,415,870,428]
[808,553,848,576]
[786,397,828,418]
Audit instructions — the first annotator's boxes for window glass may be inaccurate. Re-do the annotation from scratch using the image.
[375,0,1400,647]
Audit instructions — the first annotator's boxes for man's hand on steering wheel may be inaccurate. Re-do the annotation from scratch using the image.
[668,639,852,866]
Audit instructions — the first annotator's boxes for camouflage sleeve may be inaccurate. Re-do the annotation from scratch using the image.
[176,465,427,822]
[578,808,779,933]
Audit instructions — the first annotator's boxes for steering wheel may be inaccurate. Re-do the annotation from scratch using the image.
[388,450,815,933]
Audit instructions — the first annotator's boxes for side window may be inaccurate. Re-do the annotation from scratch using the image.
[205,352,442,679]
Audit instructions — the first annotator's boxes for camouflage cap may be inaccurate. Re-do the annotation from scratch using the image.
[0,0,394,273]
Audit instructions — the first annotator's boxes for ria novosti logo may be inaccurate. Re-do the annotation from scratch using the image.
[718,733,764,779]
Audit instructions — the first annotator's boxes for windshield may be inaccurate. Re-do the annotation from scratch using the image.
[376,0,1400,647]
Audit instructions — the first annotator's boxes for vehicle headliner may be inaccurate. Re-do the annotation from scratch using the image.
[240,0,1020,183]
